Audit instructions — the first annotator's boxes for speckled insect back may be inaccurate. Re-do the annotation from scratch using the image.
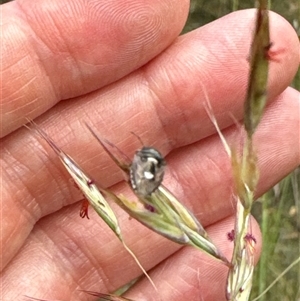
[130,147,166,197]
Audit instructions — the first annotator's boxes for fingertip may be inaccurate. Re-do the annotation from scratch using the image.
[1,0,190,137]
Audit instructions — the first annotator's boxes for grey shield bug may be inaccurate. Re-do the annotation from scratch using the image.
[130,147,166,197]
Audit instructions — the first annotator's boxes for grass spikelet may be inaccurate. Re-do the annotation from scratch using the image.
[86,125,230,266]
[26,120,156,292]
[226,1,271,300]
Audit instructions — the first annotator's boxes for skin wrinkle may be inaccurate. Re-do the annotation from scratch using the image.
[165,280,182,298]
[142,64,197,149]
[55,117,84,149]
[48,223,113,293]
[23,135,71,205]
[79,93,119,135]
[1,49,28,73]
[187,153,226,220]
[1,27,55,136]
[15,1,59,94]
[1,211,25,261]
[47,13,85,95]
[170,154,214,222]
[3,134,70,224]
[5,76,37,104]
[74,266,103,294]
[10,1,78,122]
[36,164,72,212]
[163,162,186,211]
[24,225,74,296]
[2,157,42,222]
[17,0,71,54]
[201,152,232,208]
[143,36,236,143]
[3,67,43,115]
[196,268,205,301]
[171,158,205,204]
[205,18,251,73]
[34,225,78,285]
[166,143,232,222]
[139,69,174,149]
[1,183,31,250]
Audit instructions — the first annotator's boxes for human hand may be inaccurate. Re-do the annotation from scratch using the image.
[1,0,299,300]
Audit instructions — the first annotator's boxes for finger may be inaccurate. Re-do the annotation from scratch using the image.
[125,215,262,301]
[1,10,299,270]
[1,87,297,299]
[1,0,189,136]
[1,211,261,301]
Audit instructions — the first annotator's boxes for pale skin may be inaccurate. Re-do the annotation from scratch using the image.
[1,0,299,300]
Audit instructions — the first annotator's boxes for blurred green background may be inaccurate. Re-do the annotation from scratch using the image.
[2,0,299,300]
